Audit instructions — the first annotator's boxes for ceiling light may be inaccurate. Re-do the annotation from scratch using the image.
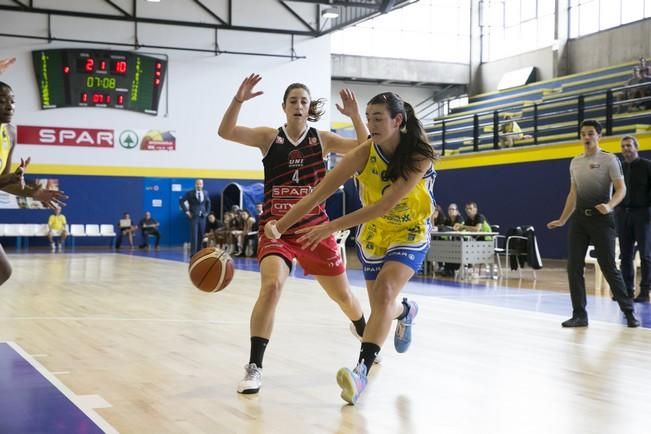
[321,7,339,19]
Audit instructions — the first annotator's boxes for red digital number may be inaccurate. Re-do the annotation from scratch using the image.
[117,95,124,105]
[99,60,107,71]
[92,93,104,104]
[81,92,88,103]
[63,66,70,74]
[114,60,127,74]
[85,58,94,72]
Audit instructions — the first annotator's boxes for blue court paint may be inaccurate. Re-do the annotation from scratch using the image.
[0,342,109,434]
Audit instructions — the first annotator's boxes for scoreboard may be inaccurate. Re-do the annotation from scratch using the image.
[32,49,167,115]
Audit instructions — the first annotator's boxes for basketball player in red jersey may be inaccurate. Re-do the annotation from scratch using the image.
[218,74,369,394]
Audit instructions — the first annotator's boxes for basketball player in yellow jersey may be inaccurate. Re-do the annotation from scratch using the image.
[266,92,437,404]
[0,78,68,285]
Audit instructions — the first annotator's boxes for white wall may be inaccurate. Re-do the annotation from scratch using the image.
[473,46,554,95]
[0,5,331,175]
[329,80,434,126]
[567,19,651,74]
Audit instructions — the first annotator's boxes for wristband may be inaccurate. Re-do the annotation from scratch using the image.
[268,222,282,239]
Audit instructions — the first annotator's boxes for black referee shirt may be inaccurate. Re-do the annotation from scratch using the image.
[621,157,651,208]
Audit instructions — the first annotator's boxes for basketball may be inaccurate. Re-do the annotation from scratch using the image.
[188,247,235,293]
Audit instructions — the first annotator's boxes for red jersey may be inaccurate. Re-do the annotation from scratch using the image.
[261,125,329,236]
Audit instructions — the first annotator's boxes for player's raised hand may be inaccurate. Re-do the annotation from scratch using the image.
[0,57,16,74]
[33,186,68,209]
[335,88,359,117]
[235,74,264,103]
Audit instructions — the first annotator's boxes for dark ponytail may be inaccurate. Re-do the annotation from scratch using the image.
[368,92,438,182]
[283,83,325,122]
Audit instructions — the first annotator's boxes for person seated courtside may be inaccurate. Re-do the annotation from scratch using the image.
[202,212,223,248]
[116,212,137,249]
[436,203,465,277]
[230,209,257,256]
[47,207,68,252]
[139,211,161,249]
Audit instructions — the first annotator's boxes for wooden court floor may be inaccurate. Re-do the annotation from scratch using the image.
[1,251,651,434]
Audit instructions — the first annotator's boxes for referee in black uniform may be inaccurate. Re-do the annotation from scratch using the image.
[617,135,651,302]
[548,120,640,328]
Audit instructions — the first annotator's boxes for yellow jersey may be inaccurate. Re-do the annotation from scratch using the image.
[48,214,67,231]
[355,142,436,258]
[0,123,12,173]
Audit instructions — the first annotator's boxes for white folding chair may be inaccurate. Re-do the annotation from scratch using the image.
[100,224,116,237]
[85,224,101,236]
[334,229,351,266]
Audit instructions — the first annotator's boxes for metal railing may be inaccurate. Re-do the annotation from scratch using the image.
[425,81,651,155]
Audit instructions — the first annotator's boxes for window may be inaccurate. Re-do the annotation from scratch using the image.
[570,0,649,38]
[331,0,471,63]
[481,0,556,61]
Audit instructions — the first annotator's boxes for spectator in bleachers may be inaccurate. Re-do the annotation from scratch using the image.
[498,113,524,148]
[47,207,68,251]
[639,64,651,110]
[115,212,137,249]
[138,211,160,249]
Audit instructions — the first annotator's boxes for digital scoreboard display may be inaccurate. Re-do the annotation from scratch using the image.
[32,49,167,115]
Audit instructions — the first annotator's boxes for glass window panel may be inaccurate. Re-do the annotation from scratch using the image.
[579,0,599,36]
[537,13,555,45]
[622,0,644,23]
[599,0,621,30]
[521,0,538,21]
[539,0,556,16]
[569,5,579,37]
[505,0,521,26]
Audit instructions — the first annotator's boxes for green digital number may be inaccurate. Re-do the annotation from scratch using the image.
[86,76,116,89]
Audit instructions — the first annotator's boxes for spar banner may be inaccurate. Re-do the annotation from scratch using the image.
[17,125,176,151]
[17,125,114,148]
[117,129,176,151]
[0,178,59,209]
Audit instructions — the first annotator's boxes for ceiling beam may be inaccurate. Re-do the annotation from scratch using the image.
[191,0,227,25]
[0,5,316,36]
[10,0,28,7]
[287,0,380,9]
[278,0,316,32]
[104,0,130,17]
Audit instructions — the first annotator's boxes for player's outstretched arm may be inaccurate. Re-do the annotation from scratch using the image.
[218,73,277,150]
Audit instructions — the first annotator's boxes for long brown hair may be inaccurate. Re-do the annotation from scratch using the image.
[283,83,325,122]
[367,92,438,182]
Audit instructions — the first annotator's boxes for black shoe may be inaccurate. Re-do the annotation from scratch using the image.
[561,317,588,328]
[624,311,640,328]
[634,293,650,303]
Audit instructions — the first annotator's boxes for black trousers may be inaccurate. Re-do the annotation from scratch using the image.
[189,217,206,255]
[141,228,160,247]
[567,211,634,318]
[615,207,651,294]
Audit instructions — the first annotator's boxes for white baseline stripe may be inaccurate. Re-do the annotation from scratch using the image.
[4,341,119,434]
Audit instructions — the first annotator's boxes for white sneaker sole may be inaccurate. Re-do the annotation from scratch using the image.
[336,368,357,404]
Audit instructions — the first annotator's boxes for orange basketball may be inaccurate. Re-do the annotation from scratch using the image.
[188,247,235,293]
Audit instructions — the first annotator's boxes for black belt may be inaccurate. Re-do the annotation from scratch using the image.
[580,208,600,216]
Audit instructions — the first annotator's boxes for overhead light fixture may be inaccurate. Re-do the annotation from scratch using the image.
[321,7,339,19]
[146,0,161,3]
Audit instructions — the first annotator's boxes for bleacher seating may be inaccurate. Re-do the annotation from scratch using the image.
[428,60,651,154]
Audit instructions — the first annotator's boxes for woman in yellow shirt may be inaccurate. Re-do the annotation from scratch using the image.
[265,92,437,404]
